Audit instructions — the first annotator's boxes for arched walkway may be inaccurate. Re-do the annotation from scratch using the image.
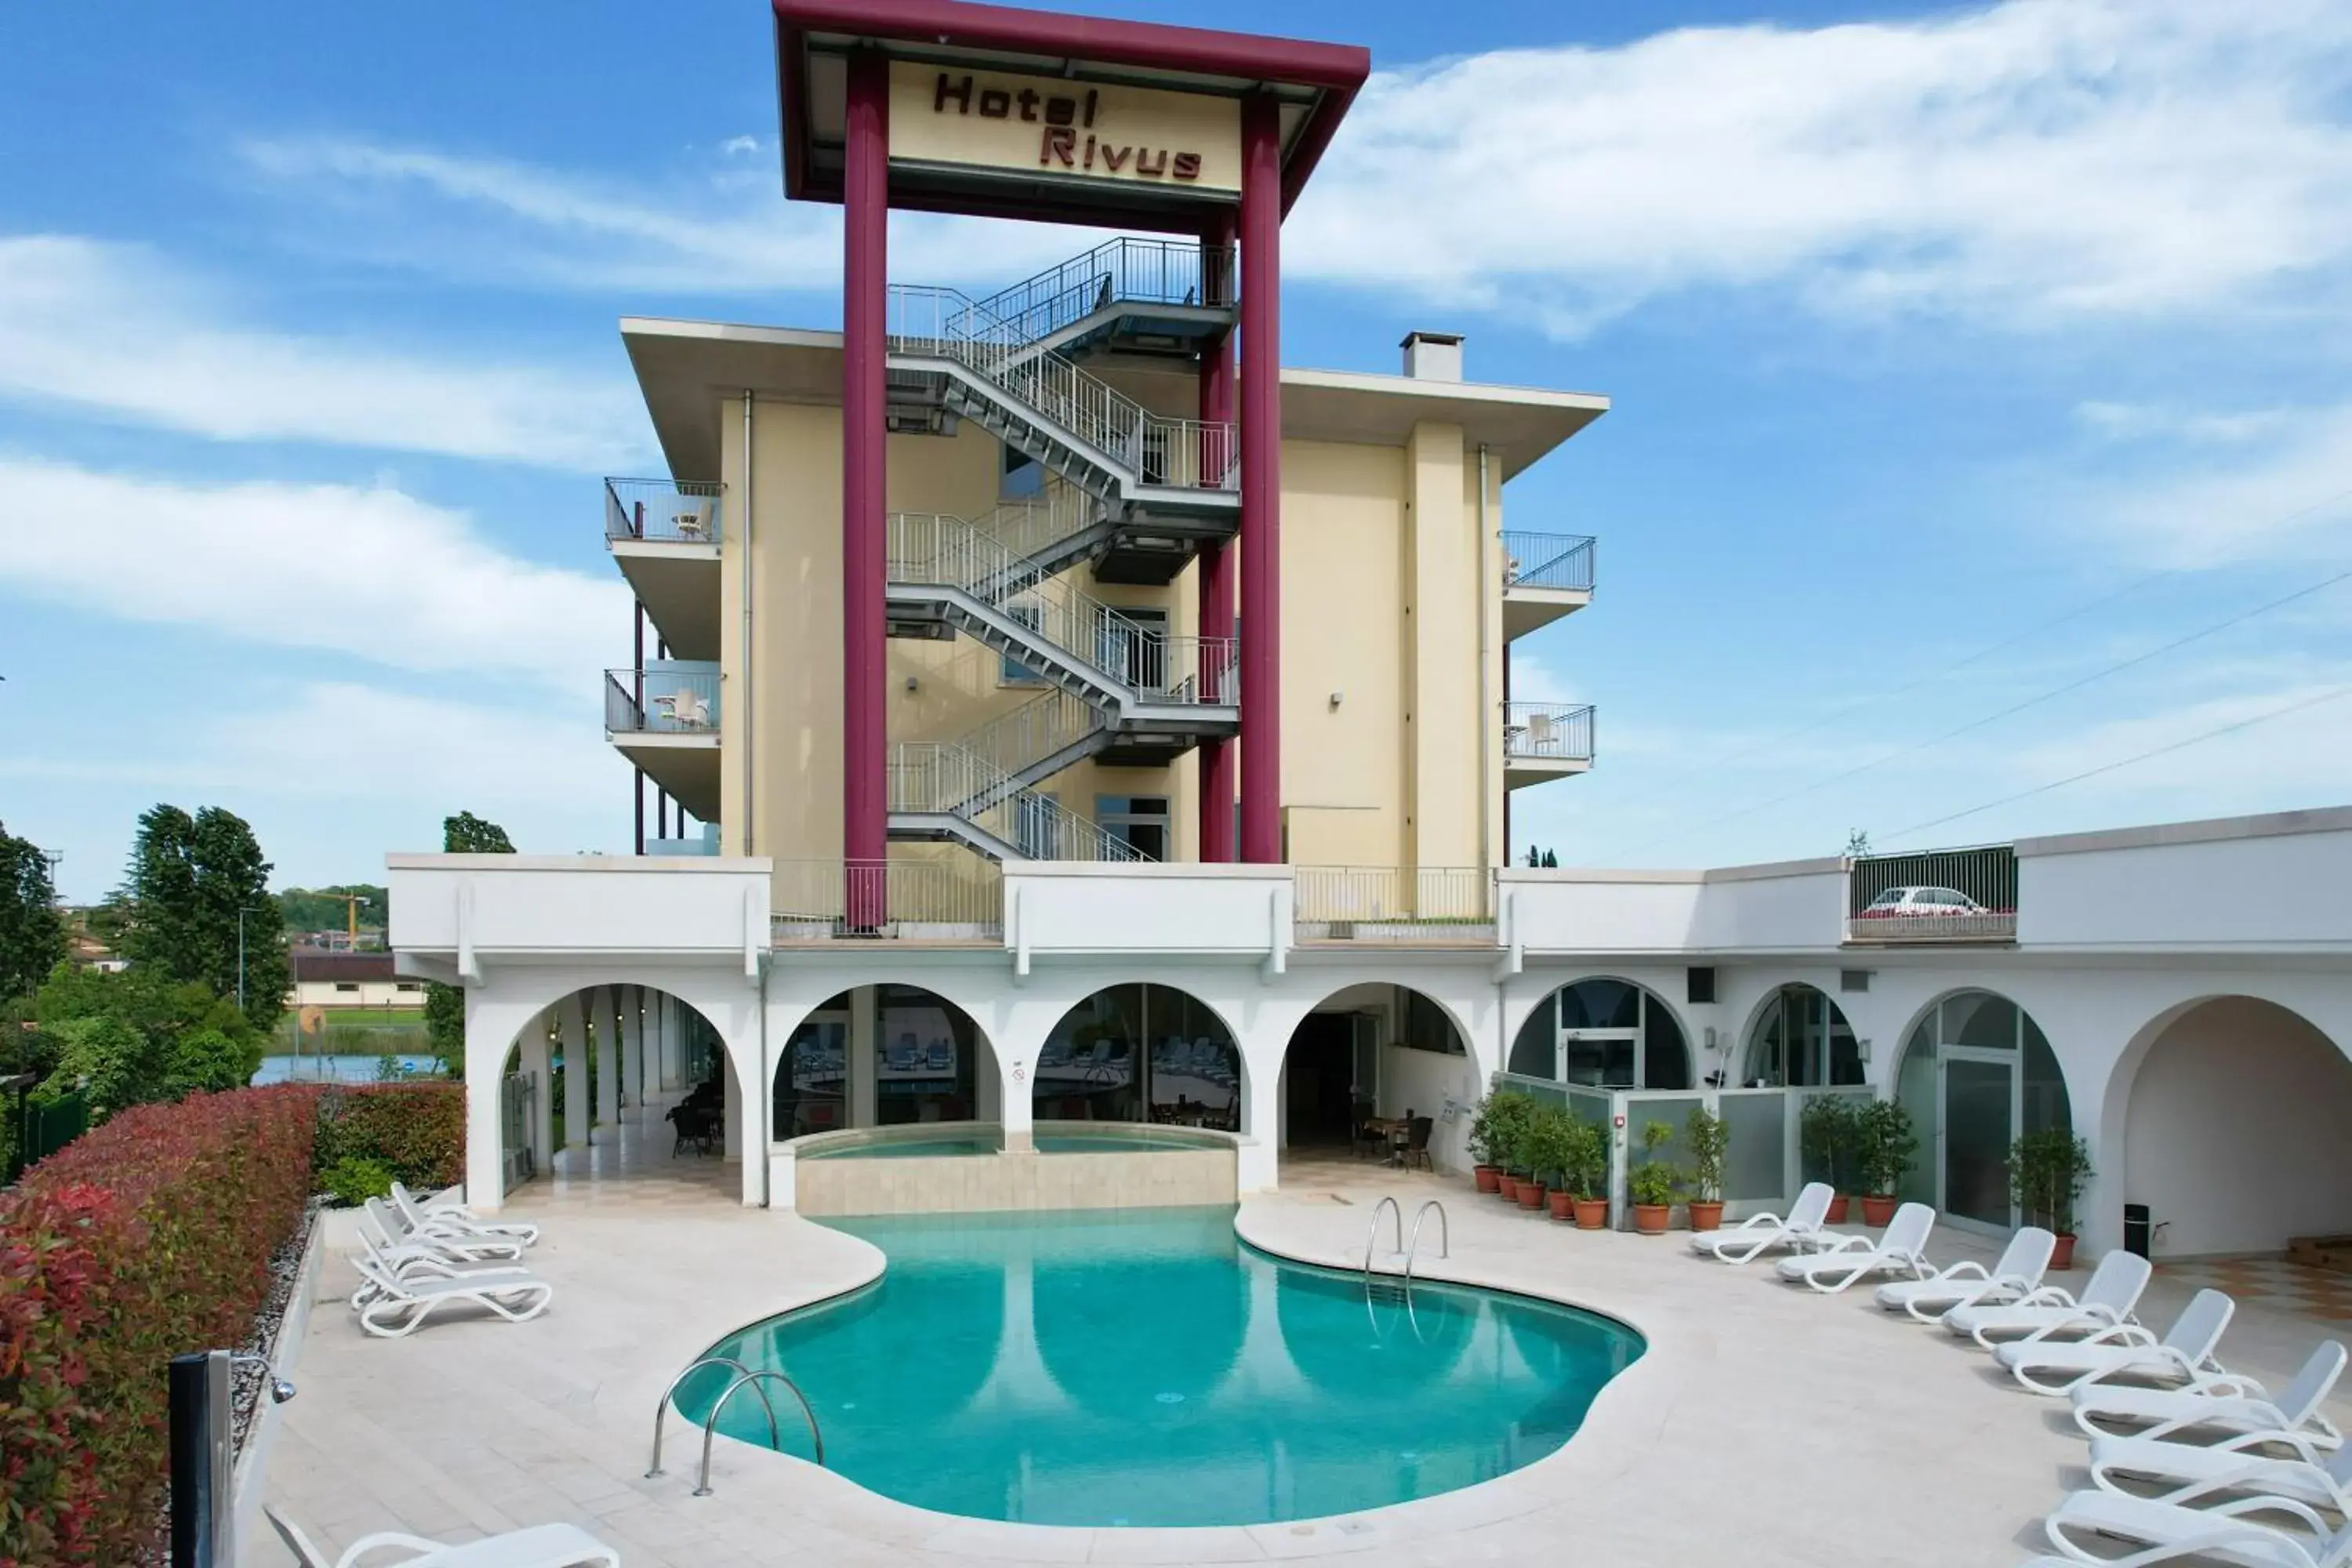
[2115,996,2352,1258]
[1275,983,1472,1173]
[1032,983,1240,1131]
[772,984,996,1141]
[1508,977,1692,1091]
[1741,983,1862,1089]
[1891,989,2072,1232]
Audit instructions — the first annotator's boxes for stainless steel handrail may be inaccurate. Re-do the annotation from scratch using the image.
[695,1369,825,1496]
[648,1357,774,1478]
[1363,1195,1403,1281]
[1403,1200,1450,1290]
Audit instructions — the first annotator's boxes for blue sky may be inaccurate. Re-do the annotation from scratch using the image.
[4,0,2350,901]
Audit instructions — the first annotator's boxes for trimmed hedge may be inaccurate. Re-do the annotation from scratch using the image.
[0,1086,318,1566]
[311,1082,464,1192]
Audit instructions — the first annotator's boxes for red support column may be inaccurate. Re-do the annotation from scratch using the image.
[1196,209,1238,863]
[1238,94,1283,864]
[842,49,889,922]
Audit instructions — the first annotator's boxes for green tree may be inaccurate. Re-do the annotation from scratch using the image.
[170,1026,250,1094]
[121,804,289,1033]
[0,822,67,1002]
[41,1013,172,1119]
[424,811,516,1078]
[277,883,388,938]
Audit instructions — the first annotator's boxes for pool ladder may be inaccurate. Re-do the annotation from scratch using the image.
[1363,1197,1450,1289]
[648,1356,826,1498]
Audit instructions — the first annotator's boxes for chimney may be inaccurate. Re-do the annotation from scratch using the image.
[1399,331,1464,381]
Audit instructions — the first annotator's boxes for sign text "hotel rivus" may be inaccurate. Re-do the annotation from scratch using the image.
[886,62,1242,195]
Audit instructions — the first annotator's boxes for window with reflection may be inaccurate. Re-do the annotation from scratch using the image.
[1035,984,1239,1128]
[1744,984,1864,1087]
[877,985,981,1125]
[775,1008,848,1137]
[1506,979,1691,1090]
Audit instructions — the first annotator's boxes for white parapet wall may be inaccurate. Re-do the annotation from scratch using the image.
[387,853,774,970]
[1004,862,1296,964]
[1497,857,1844,956]
[2016,807,2352,952]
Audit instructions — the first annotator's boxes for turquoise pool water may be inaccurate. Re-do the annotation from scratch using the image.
[675,1207,1642,1526]
[800,1130,1214,1160]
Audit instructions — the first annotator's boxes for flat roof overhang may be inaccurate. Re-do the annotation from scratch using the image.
[773,0,1369,231]
[623,318,1610,484]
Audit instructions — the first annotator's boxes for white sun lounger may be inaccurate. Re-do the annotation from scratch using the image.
[2076,1341,2347,1446]
[352,1254,554,1339]
[349,1229,535,1311]
[1775,1202,1936,1294]
[1690,1182,1835,1264]
[1946,1249,2151,1348]
[393,1181,540,1247]
[2028,1487,2350,1568]
[2090,1429,2352,1515]
[267,1504,618,1567]
[1877,1226,2055,1322]
[1995,1288,2234,1396]
[364,1198,526,1264]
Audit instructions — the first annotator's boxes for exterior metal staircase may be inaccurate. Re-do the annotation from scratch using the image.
[886,739,1142,864]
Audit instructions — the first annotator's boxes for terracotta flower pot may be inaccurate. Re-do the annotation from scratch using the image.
[1497,1175,1520,1203]
[1573,1197,1609,1230]
[1632,1203,1670,1236]
[1474,1165,1501,1194]
[1687,1200,1725,1232]
[2052,1233,2078,1271]
[1547,1189,1575,1221]
[1825,1193,1851,1224]
[1861,1195,1899,1227]
[1517,1181,1546,1210]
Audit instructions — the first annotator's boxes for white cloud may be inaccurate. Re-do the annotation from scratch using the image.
[0,457,626,688]
[2080,401,2352,568]
[2075,403,2298,446]
[0,234,648,469]
[1288,0,2352,332]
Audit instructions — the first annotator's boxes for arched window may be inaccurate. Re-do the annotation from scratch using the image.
[773,985,985,1138]
[1508,979,1690,1090]
[1035,984,1240,1128]
[1743,984,1863,1087]
[1893,989,2071,1230]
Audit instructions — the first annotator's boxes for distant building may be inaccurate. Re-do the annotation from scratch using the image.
[288,948,423,1011]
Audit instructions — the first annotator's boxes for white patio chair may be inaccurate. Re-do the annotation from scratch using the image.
[391,1181,539,1247]
[1775,1202,1937,1294]
[2091,1430,2352,1515]
[2028,1487,2350,1568]
[1690,1181,1834,1264]
[2074,1341,2347,1446]
[349,1229,533,1311]
[1877,1226,2054,1322]
[1995,1288,2234,1396]
[266,1504,618,1567]
[362,1198,524,1264]
[351,1254,554,1339]
[1946,1248,2152,1348]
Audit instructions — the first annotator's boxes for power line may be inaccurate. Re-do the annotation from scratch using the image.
[1626,561,2352,855]
[1878,681,2352,844]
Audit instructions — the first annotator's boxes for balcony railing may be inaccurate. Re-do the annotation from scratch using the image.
[1294,866,1497,938]
[770,859,1004,942]
[964,235,1235,347]
[604,663,720,735]
[1501,531,1595,593]
[1504,702,1595,763]
[605,477,723,544]
[1845,846,2018,944]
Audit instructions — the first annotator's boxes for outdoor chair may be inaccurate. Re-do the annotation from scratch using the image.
[1401,1116,1434,1171]
[1945,1249,2153,1348]
[2089,1429,2352,1517]
[1994,1288,2235,1396]
[1875,1226,2054,1322]
[350,1254,553,1338]
[2075,1340,2347,1446]
[349,1229,534,1312]
[266,1504,618,1567]
[666,1102,719,1156]
[1775,1202,1937,1294]
[390,1181,539,1247]
[361,1198,524,1265]
[1691,1182,1834,1264]
[2029,1487,2350,1568]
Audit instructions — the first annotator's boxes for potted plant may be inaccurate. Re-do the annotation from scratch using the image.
[1627,1120,1681,1235]
[1800,1095,1860,1222]
[1566,1118,1611,1228]
[1858,1100,1918,1227]
[2009,1129,2094,1269]
[1467,1095,1504,1193]
[1523,1107,1577,1221]
[1684,1104,1728,1232]
[1486,1092,1534,1203]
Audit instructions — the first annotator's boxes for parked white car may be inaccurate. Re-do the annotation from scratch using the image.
[1857,886,1991,918]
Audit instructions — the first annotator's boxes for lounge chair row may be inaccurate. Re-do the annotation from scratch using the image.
[351,1183,555,1338]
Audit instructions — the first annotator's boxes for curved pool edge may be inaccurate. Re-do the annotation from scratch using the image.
[662,1195,1680,1555]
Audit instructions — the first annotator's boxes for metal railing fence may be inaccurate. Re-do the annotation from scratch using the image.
[887,742,1144,863]
[1501,531,1595,593]
[963,235,1236,346]
[888,284,1238,492]
[1845,845,2019,944]
[953,688,1107,785]
[605,477,724,543]
[1293,866,1495,927]
[1503,702,1596,762]
[604,664,720,735]
[769,858,1005,940]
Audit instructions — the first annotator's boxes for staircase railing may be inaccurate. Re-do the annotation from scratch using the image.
[964,235,1235,347]
[887,511,1236,706]
[888,285,1237,492]
[888,742,1145,862]
[973,479,1104,590]
[955,688,1106,783]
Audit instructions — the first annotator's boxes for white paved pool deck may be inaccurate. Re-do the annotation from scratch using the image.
[249,1106,2352,1568]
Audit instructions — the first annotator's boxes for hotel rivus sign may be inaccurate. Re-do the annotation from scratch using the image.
[887,61,1242,194]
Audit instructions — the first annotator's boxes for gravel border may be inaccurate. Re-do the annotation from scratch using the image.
[232,1196,325,1455]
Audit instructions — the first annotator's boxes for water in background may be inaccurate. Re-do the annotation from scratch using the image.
[252,1054,441,1084]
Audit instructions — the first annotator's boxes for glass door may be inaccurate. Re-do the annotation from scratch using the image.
[1560,1029,1642,1087]
[1940,1051,2016,1230]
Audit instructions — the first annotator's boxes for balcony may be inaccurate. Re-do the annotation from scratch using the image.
[770,858,1004,943]
[1294,866,1496,944]
[1503,702,1595,789]
[604,477,723,662]
[604,662,720,823]
[1845,846,2018,946]
[1501,530,1595,640]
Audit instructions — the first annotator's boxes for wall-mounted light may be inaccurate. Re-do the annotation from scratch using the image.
[905,677,919,693]
[1328,690,1344,709]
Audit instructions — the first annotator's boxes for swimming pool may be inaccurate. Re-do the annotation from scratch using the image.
[673,1207,1642,1526]
[797,1127,1219,1159]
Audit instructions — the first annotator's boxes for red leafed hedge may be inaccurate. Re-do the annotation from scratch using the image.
[312,1082,465,1191]
[0,1087,319,1567]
